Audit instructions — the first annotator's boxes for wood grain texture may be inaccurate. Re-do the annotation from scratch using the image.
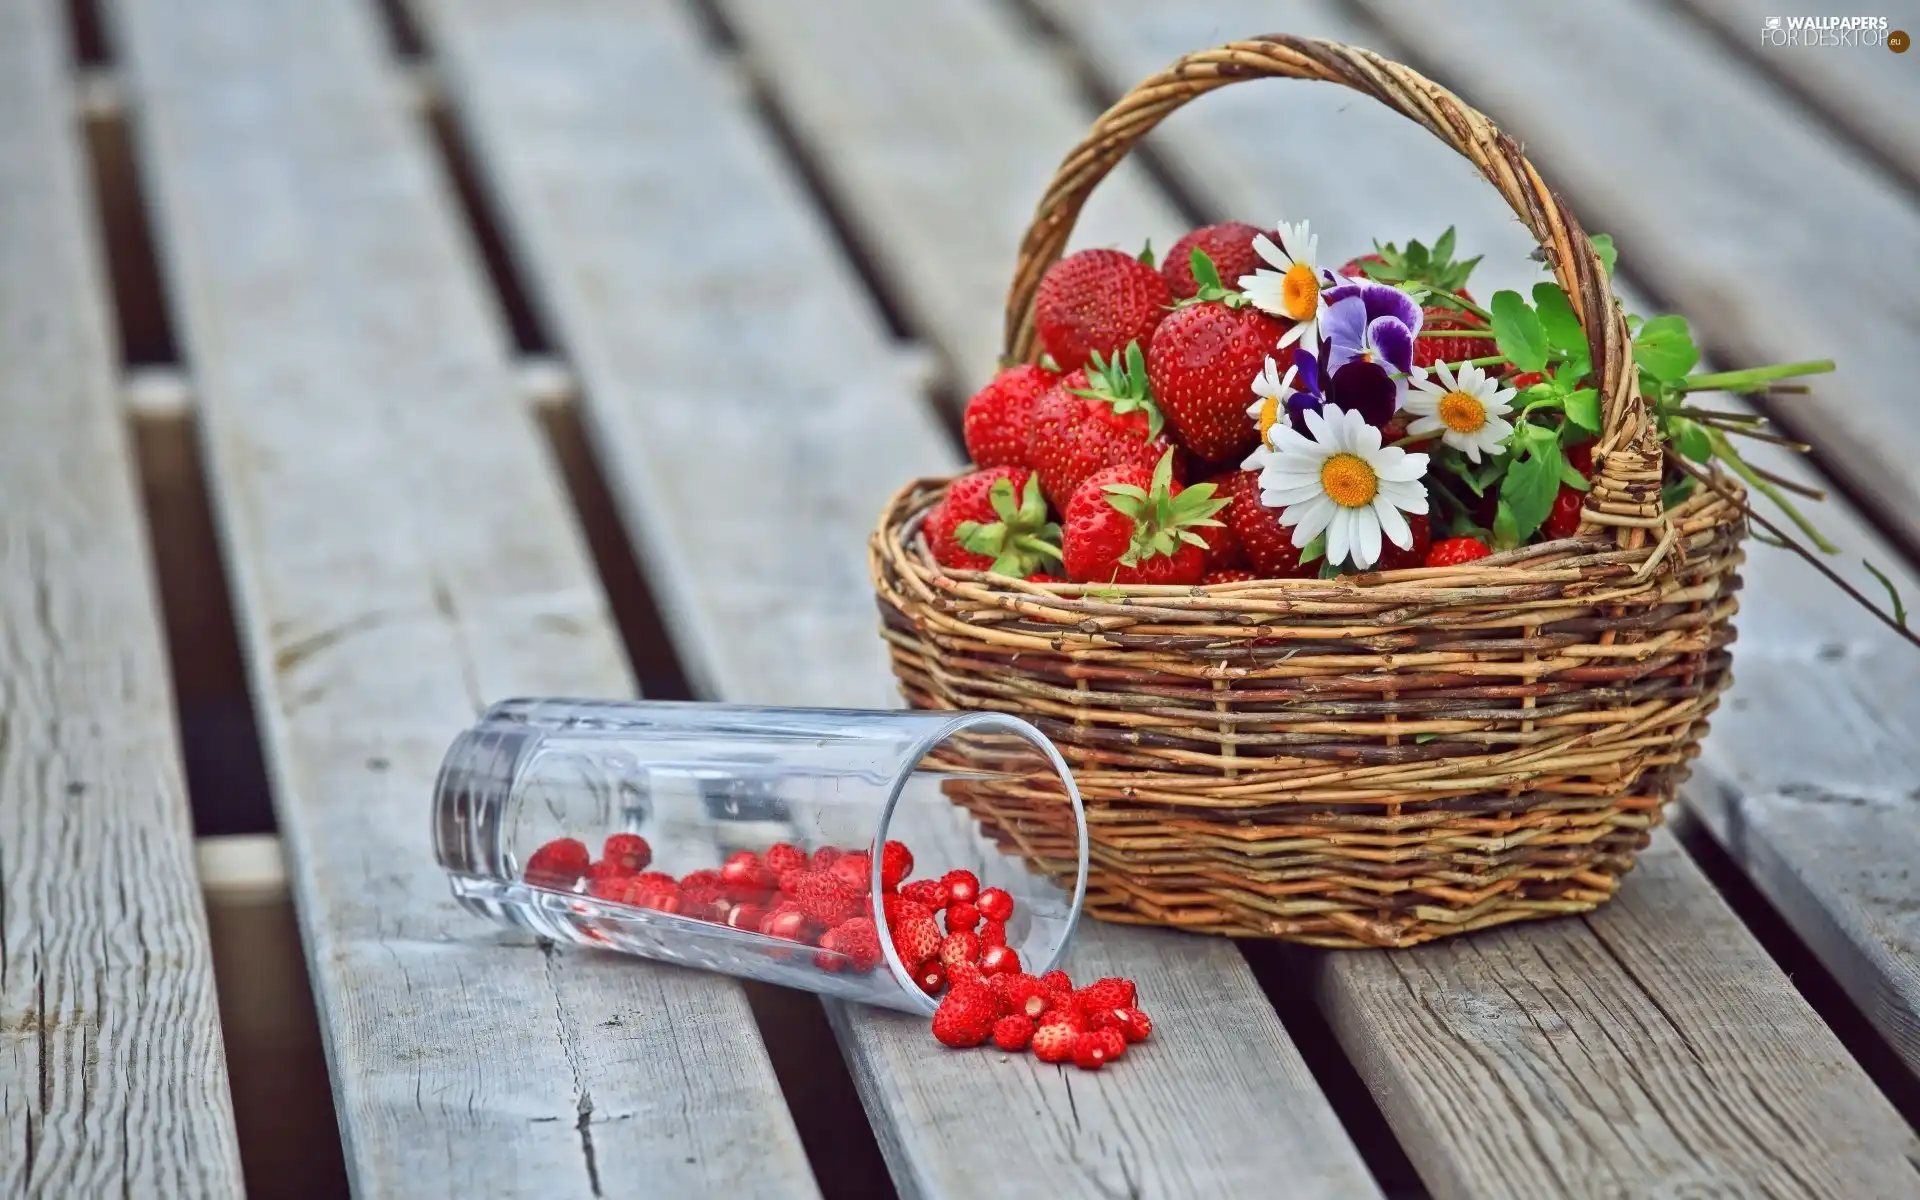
[101,0,817,1194]
[0,3,245,1194]
[713,0,1186,393]
[1350,0,1920,554]
[408,1,1382,1194]
[1035,1,1920,1193]
[1679,0,1920,191]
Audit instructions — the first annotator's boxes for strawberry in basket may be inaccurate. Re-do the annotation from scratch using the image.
[1027,342,1184,512]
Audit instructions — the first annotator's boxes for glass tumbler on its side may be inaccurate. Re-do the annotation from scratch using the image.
[432,699,1088,1014]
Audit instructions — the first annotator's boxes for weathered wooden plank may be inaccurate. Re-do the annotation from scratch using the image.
[1350,0,1920,554]
[102,0,818,1194]
[713,0,1186,393]
[1679,0,1920,192]
[1033,1,1920,1192]
[0,3,244,1194]
[409,0,1383,1195]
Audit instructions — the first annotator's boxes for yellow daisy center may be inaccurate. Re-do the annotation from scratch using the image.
[1438,390,1487,433]
[1281,262,1321,321]
[1320,453,1378,508]
[1254,396,1280,446]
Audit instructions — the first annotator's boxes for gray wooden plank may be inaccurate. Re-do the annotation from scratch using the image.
[101,0,818,1194]
[1033,1,1920,1193]
[1350,0,1920,555]
[0,2,244,1193]
[713,0,1186,393]
[1679,0,1920,192]
[408,0,1383,1195]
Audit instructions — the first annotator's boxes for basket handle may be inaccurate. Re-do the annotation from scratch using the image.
[1002,36,1663,542]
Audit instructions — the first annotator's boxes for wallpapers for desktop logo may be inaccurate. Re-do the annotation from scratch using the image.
[1760,14,1904,48]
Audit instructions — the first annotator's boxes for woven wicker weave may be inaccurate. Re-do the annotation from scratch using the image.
[869,35,1747,948]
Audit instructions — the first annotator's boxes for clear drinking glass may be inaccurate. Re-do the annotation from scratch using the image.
[432,699,1088,1014]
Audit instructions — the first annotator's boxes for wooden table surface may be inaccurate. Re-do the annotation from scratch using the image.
[3,0,1918,1196]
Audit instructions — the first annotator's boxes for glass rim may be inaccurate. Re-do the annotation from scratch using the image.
[869,710,1088,1016]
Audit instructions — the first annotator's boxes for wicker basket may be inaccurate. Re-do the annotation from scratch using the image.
[869,35,1746,948]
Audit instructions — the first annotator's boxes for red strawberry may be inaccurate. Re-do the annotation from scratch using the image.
[924,467,1062,578]
[1196,472,1249,569]
[992,1014,1036,1052]
[1412,307,1497,373]
[1025,352,1183,513]
[978,919,1007,947]
[878,840,914,891]
[1079,978,1137,1012]
[679,870,727,912]
[830,852,872,895]
[777,868,806,896]
[1073,1029,1125,1070]
[946,960,987,988]
[975,887,1014,922]
[899,879,947,911]
[720,850,773,896]
[1338,253,1387,279]
[1038,1005,1087,1033]
[1061,454,1227,586]
[939,931,981,968]
[980,945,1022,976]
[1032,1023,1078,1064]
[586,872,627,902]
[1111,1007,1154,1044]
[1341,233,1487,373]
[829,917,883,973]
[793,871,859,926]
[1163,223,1264,301]
[810,847,842,872]
[1201,569,1259,584]
[602,833,652,874]
[990,974,1053,1021]
[524,838,590,887]
[931,982,1000,1048]
[879,892,932,926]
[892,917,943,969]
[760,908,813,942]
[914,960,948,997]
[963,363,1058,467]
[1025,573,1064,583]
[726,902,769,931]
[764,843,807,876]
[1568,443,1595,476]
[1039,969,1074,994]
[1508,371,1546,391]
[1370,511,1432,573]
[1215,469,1311,578]
[1545,486,1586,540]
[1146,301,1288,463]
[1033,248,1172,373]
[1426,536,1492,567]
[587,858,631,884]
[942,870,980,906]
[945,902,981,934]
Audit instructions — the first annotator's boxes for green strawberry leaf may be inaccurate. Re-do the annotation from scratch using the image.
[1531,283,1586,356]
[1492,499,1521,550]
[1633,315,1700,382]
[1660,475,1696,511]
[1490,290,1549,374]
[1138,238,1155,268]
[1589,233,1617,277]
[1318,558,1346,580]
[1432,226,1456,268]
[1665,415,1713,463]
[1563,388,1601,433]
[1299,533,1326,565]
[1190,247,1222,293]
[1558,458,1592,491]
[1499,427,1565,541]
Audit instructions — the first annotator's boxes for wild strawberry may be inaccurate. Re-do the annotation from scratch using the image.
[792,871,859,926]
[524,838,590,887]
[1031,1023,1077,1064]
[726,903,768,931]
[939,931,981,968]
[760,908,813,942]
[990,973,1052,1021]
[830,852,873,895]
[679,870,727,912]
[602,833,652,874]
[963,363,1058,468]
[1026,352,1183,513]
[975,887,1014,922]
[1545,486,1586,540]
[942,870,980,906]
[978,919,1007,947]
[777,868,806,896]
[1163,223,1265,301]
[637,890,683,915]
[931,982,999,1048]
[814,928,848,972]
[810,847,842,872]
[1039,969,1074,994]
[914,959,948,997]
[1111,1007,1154,1044]
[587,858,631,885]
[829,917,883,973]
[944,902,980,934]
[764,843,807,876]
[1201,569,1259,584]
[1146,300,1289,463]
[946,960,986,988]
[720,850,773,896]
[1079,978,1138,1012]
[1061,453,1227,585]
[1033,248,1172,373]
[892,917,943,969]
[992,1014,1036,1052]
[880,893,934,928]
[586,872,628,902]
[1370,511,1432,573]
[878,840,914,891]
[1038,1005,1086,1033]
[1215,469,1311,578]
[980,944,1022,976]
[899,879,947,911]
[924,467,1062,578]
[1073,1029,1124,1070]
[1426,536,1492,567]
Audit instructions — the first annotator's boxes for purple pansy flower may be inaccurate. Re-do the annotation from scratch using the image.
[1320,280,1423,427]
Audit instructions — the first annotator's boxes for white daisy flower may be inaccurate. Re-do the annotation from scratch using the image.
[1244,355,1296,451]
[1256,404,1430,571]
[1239,219,1335,357]
[1405,360,1518,464]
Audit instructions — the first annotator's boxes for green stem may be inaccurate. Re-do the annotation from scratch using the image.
[1705,427,1839,553]
[1435,354,1510,371]
[1418,289,1495,324]
[1674,359,1834,394]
